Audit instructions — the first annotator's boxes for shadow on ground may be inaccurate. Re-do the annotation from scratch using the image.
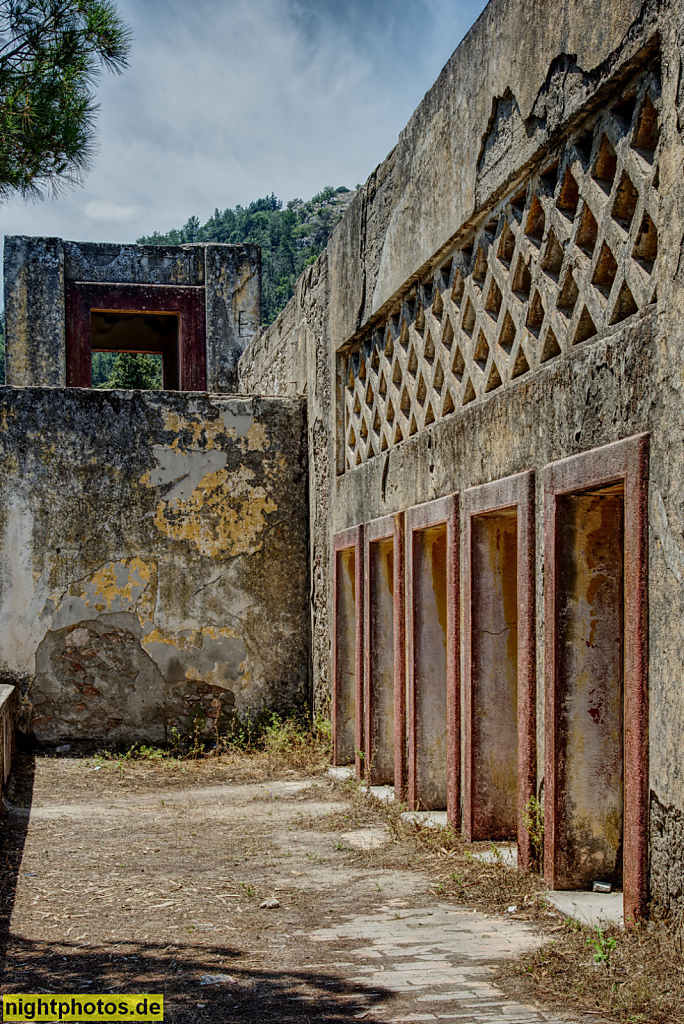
[0,935,390,1022]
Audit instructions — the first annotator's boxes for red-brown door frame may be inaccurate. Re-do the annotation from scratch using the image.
[463,471,536,871]
[66,282,207,390]
[332,526,364,778]
[364,513,405,796]
[543,434,649,925]
[406,494,460,824]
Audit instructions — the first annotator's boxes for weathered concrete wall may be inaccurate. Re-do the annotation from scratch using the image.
[367,537,395,785]
[0,388,308,744]
[238,0,684,912]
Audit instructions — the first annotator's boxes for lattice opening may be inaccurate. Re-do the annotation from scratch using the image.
[541,230,564,281]
[541,326,561,362]
[512,346,530,378]
[511,188,527,221]
[424,403,435,426]
[577,204,599,256]
[574,129,593,166]
[498,221,516,267]
[365,381,374,407]
[416,375,427,407]
[379,373,387,397]
[541,161,560,194]
[371,346,380,371]
[392,360,403,387]
[473,330,490,371]
[424,331,436,364]
[462,298,476,336]
[574,306,597,344]
[400,386,411,414]
[612,93,637,130]
[610,280,638,324]
[557,270,579,318]
[558,168,580,219]
[423,281,434,307]
[592,135,618,193]
[348,425,356,447]
[415,304,426,336]
[632,94,659,162]
[442,390,455,416]
[381,433,388,452]
[512,255,532,299]
[409,414,418,436]
[360,415,368,439]
[387,399,395,423]
[473,247,488,287]
[393,424,403,445]
[463,379,476,405]
[612,171,639,231]
[433,289,444,321]
[592,242,618,299]
[358,355,367,381]
[399,320,410,350]
[632,212,658,273]
[433,360,445,393]
[485,278,503,319]
[407,345,418,377]
[525,196,546,248]
[440,261,453,290]
[485,362,502,392]
[373,410,381,436]
[385,332,394,360]
[452,346,465,382]
[499,310,516,355]
[485,216,499,238]
[525,290,545,336]
[353,393,361,415]
[442,316,454,349]
[452,270,465,307]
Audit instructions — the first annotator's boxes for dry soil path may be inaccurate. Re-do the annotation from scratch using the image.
[0,753,592,1023]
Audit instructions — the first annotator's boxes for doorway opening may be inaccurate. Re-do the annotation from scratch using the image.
[555,485,625,890]
[470,509,519,840]
[90,311,179,390]
[332,528,363,772]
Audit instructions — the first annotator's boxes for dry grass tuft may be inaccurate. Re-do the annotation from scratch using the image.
[502,913,684,1024]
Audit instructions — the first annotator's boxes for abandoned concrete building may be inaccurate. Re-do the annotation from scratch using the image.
[1,0,683,932]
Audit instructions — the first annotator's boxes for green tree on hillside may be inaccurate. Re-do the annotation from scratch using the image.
[0,0,131,201]
[138,186,355,325]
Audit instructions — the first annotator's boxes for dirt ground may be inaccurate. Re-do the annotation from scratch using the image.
[0,748,610,1023]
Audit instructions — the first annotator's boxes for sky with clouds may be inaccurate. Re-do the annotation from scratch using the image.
[1,0,489,247]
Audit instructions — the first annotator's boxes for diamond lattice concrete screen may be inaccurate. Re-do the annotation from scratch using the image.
[406,496,459,819]
[4,238,261,393]
[544,435,648,924]
[332,527,363,770]
[0,389,309,743]
[463,472,536,871]
[364,514,404,790]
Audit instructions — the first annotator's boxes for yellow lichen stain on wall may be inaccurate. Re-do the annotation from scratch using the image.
[153,464,277,557]
[241,420,269,452]
[88,558,153,613]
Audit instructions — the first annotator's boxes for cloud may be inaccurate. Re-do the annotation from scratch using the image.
[0,0,488,257]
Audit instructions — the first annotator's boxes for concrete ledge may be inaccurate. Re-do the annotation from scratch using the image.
[546,891,624,929]
[400,810,449,829]
[328,765,354,781]
[0,684,16,799]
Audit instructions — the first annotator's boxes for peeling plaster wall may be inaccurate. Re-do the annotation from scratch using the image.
[237,0,684,913]
[0,388,308,744]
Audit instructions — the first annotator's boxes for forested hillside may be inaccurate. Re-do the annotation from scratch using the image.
[138,185,357,325]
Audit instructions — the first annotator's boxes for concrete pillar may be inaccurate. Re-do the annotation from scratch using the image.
[204,244,261,393]
[4,236,66,386]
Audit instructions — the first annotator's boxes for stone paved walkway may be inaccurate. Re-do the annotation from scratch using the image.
[0,753,595,1023]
